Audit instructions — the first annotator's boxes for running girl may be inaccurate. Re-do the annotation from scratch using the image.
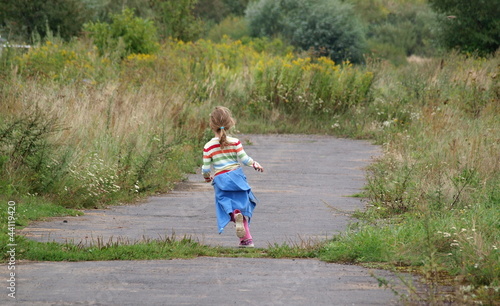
[202,106,264,247]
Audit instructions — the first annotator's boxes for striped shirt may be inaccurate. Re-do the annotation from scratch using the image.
[202,137,254,178]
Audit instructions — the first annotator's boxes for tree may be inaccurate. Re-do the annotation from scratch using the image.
[84,8,159,57]
[245,0,284,38]
[150,0,203,41]
[82,0,157,24]
[429,0,500,55]
[246,0,367,63]
[0,0,91,42]
[193,0,250,23]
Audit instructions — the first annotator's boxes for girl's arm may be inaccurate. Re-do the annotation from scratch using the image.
[237,142,264,172]
[202,151,212,182]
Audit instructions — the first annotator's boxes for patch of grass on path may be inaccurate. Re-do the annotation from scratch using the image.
[0,196,82,258]
[14,235,322,262]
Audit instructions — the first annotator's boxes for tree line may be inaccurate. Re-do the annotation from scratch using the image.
[0,0,498,64]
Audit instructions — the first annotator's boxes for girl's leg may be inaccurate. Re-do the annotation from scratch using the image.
[233,210,246,238]
[242,217,253,241]
[239,217,254,247]
[233,209,254,247]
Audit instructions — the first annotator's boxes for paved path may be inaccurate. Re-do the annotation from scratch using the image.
[5,135,416,305]
[21,134,380,247]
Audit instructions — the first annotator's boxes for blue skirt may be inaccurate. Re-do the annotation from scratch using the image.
[212,168,257,233]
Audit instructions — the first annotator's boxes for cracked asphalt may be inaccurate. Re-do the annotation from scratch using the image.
[4,134,419,305]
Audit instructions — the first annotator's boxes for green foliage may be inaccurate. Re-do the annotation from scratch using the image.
[150,0,204,41]
[369,4,437,56]
[366,159,419,215]
[240,36,294,56]
[194,0,250,23]
[250,56,373,117]
[0,44,23,77]
[84,8,159,58]
[246,0,367,64]
[0,110,63,196]
[0,196,81,260]
[245,0,283,37]
[349,0,439,64]
[429,0,500,55]
[206,16,250,42]
[15,40,101,81]
[319,225,395,263]
[0,0,91,42]
[15,235,214,261]
[266,242,319,258]
[83,0,157,24]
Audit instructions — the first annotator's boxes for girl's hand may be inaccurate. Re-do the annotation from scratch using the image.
[253,161,264,172]
[204,176,213,183]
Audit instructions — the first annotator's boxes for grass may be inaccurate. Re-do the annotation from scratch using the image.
[1,36,498,304]
[17,237,322,262]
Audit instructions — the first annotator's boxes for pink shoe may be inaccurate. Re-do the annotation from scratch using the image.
[234,212,246,239]
[239,239,254,248]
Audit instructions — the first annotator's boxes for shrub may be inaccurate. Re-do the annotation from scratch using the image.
[246,0,367,64]
[206,16,250,42]
[350,0,439,63]
[429,0,500,55]
[0,109,65,196]
[194,0,250,23]
[150,0,203,41]
[15,40,96,81]
[84,8,159,58]
[251,55,373,116]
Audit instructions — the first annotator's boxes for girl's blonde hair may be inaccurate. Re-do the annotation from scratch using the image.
[210,106,236,148]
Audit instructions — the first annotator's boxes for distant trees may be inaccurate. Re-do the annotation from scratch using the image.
[246,0,367,63]
[0,0,90,42]
[348,0,439,65]
[1,0,498,60]
[429,0,500,55]
[0,0,204,43]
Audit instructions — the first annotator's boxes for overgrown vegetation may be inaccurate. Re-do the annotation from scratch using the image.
[84,8,159,58]
[349,0,439,65]
[246,0,367,63]
[319,53,500,303]
[429,0,500,56]
[0,0,499,304]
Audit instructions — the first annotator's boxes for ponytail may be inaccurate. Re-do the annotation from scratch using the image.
[219,127,229,148]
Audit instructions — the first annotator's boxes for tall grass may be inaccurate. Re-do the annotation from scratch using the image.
[321,53,499,303]
[0,36,498,303]
[1,37,371,207]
